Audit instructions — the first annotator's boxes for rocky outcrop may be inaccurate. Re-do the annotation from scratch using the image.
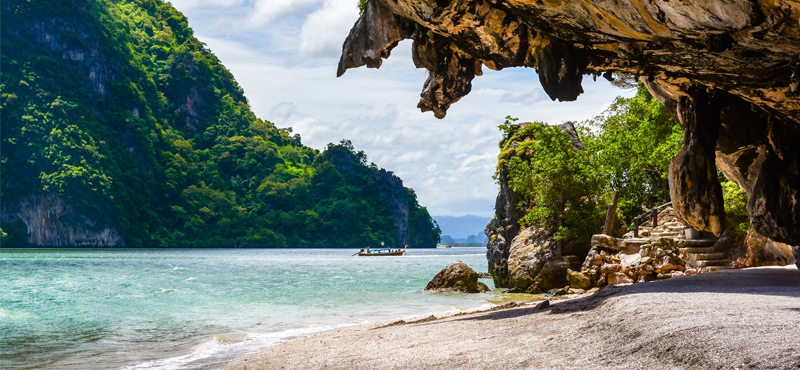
[0,193,123,247]
[338,0,800,255]
[581,234,692,286]
[425,261,490,293]
[484,121,586,288]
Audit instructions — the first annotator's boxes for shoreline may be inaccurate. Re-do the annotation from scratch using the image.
[225,265,800,370]
[124,281,523,370]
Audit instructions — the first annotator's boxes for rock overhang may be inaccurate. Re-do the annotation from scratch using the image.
[337,0,800,252]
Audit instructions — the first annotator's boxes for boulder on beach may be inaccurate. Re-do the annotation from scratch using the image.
[505,226,582,293]
[507,227,557,290]
[530,256,581,293]
[426,261,487,293]
[567,269,593,290]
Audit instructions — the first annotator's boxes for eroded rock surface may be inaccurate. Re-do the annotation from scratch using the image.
[338,0,800,253]
[484,169,523,288]
[0,193,123,247]
[507,227,557,291]
[504,226,581,293]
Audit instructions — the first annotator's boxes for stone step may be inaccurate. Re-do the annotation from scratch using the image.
[696,260,732,267]
[620,238,650,244]
[664,222,683,227]
[652,232,681,237]
[695,253,727,260]
[683,239,716,247]
[699,266,731,273]
[679,247,714,254]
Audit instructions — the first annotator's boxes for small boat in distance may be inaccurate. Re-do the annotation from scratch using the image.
[356,245,407,256]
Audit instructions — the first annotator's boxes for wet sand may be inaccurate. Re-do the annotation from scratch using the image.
[226,266,800,370]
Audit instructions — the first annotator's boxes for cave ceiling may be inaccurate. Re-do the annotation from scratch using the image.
[338,0,800,247]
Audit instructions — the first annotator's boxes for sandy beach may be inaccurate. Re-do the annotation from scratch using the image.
[226,265,800,370]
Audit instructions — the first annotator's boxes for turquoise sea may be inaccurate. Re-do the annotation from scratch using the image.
[0,248,517,369]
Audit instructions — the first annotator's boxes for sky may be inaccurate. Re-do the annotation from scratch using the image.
[168,0,636,217]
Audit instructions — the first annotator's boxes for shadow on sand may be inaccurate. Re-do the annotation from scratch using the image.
[452,266,800,322]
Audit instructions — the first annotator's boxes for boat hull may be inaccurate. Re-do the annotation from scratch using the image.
[356,245,407,256]
[357,251,406,256]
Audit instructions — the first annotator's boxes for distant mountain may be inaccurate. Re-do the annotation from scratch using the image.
[440,231,488,244]
[433,215,492,239]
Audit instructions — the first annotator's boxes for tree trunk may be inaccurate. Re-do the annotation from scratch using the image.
[603,190,619,235]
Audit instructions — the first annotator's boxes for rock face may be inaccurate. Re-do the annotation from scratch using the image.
[745,228,796,267]
[507,227,557,291]
[504,226,580,293]
[425,261,489,293]
[484,168,523,288]
[338,0,800,255]
[0,193,123,247]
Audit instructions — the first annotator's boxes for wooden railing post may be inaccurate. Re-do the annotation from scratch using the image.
[652,208,658,228]
[634,218,639,238]
[603,190,619,235]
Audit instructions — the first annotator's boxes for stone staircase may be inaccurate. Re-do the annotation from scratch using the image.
[679,241,732,273]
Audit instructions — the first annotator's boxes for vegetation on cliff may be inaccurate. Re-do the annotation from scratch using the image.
[498,85,751,249]
[0,0,440,247]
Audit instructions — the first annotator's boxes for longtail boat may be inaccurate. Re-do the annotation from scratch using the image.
[356,245,407,256]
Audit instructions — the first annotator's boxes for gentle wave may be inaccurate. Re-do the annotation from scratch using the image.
[121,324,357,370]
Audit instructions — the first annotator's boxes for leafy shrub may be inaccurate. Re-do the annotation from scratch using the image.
[721,180,749,234]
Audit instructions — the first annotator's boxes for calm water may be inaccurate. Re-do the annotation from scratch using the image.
[0,248,520,369]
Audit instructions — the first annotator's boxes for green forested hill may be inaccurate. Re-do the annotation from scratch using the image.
[0,0,440,248]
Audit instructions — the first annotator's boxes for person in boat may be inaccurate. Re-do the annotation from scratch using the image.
[366,246,371,253]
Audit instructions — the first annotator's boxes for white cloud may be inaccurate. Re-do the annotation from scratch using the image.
[170,3,634,217]
[248,0,320,27]
[298,0,360,58]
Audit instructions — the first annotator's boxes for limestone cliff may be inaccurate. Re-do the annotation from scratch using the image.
[339,0,800,253]
[374,169,411,246]
[1,193,123,247]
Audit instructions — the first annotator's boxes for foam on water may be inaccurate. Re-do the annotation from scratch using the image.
[1,247,499,369]
[122,324,356,370]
